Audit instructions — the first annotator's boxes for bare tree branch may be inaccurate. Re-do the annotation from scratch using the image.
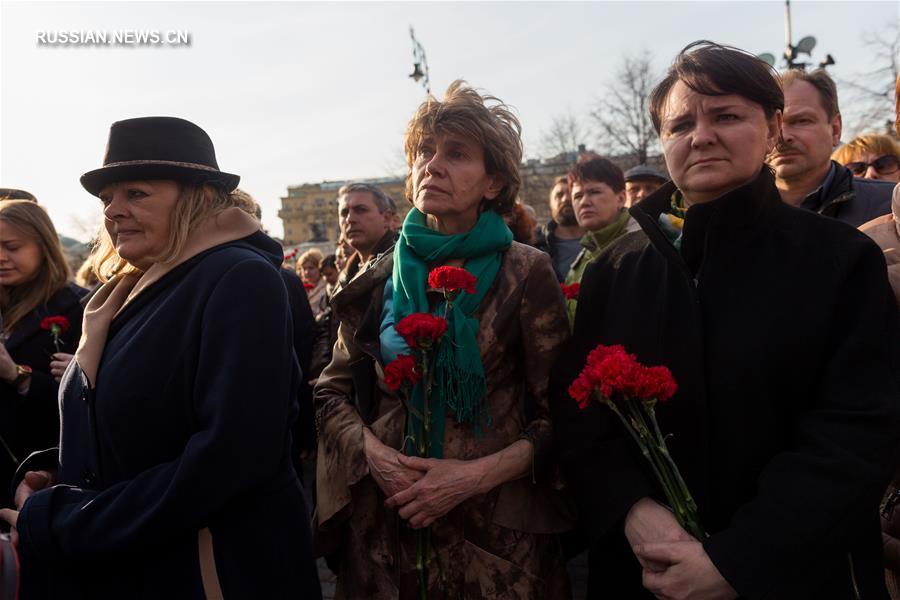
[591,50,660,164]
[539,112,590,157]
[836,23,899,137]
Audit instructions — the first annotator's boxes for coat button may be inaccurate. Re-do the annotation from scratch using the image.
[82,470,97,486]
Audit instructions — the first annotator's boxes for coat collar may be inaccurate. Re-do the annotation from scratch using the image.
[4,283,85,352]
[630,167,782,276]
[331,249,393,332]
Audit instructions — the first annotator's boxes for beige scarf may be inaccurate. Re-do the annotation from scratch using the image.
[74,207,261,388]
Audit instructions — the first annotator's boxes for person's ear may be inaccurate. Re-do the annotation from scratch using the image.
[483,174,504,201]
[830,112,842,148]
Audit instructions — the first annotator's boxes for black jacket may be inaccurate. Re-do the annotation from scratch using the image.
[0,283,85,507]
[280,268,317,469]
[15,233,321,600]
[802,160,894,227]
[552,168,900,599]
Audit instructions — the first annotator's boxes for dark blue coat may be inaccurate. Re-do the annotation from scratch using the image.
[16,232,321,599]
[0,283,85,507]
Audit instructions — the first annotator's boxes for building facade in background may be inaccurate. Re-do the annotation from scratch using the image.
[278,153,667,246]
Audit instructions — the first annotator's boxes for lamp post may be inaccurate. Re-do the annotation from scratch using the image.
[408,26,431,95]
[759,0,834,70]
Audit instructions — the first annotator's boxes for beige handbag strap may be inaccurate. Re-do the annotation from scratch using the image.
[198,528,224,600]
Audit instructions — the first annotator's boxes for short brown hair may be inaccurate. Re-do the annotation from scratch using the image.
[649,40,784,134]
[567,153,625,193]
[831,134,900,165]
[403,80,522,215]
[781,68,840,119]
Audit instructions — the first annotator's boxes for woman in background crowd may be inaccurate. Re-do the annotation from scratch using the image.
[832,133,900,184]
[0,199,84,507]
[298,248,327,318]
[0,116,320,599]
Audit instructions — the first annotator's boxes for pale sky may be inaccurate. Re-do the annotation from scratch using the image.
[1,0,897,242]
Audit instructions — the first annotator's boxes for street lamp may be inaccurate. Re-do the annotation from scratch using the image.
[408,26,431,95]
[759,0,834,70]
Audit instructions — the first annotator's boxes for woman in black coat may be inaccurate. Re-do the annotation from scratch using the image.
[552,42,900,599]
[0,199,85,508]
[0,117,321,599]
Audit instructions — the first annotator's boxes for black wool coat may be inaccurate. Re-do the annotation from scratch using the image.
[552,168,900,599]
[0,283,85,507]
[15,232,321,600]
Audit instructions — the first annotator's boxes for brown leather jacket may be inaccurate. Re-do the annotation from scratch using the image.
[313,242,575,598]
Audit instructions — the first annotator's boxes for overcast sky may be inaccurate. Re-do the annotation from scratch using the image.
[1,0,897,242]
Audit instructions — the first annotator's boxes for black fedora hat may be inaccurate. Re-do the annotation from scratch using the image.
[80,117,240,197]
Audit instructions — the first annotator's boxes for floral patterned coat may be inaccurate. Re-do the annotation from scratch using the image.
[314,242,575,599]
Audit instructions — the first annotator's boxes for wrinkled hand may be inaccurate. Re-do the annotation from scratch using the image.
[50,353,74,382]
[384,455,485,529]
[0,344,17,382]
[363,430,422,498]
[624,497,694,572]
[634,541,737,600]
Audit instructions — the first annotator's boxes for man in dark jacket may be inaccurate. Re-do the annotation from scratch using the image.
[769,68,893,226]
[553,41,900,599]
[534,175,585,281]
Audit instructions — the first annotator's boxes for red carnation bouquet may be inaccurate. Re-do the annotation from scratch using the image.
[40,315,70,353]
[383,266,474,599]
[569,344,705,539]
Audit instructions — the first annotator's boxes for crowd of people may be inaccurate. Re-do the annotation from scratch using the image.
[0,39,898,600]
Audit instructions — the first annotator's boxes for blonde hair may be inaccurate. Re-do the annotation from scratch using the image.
[229,188,262,221]
[403,80,523,215]
[91,183,236,282]
[0,200,72,332]
[832,134,900,165]
[74,256,99,288]
[298,248,324,270]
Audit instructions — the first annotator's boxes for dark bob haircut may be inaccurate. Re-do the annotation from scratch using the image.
[649,40,784,134]
[567,153,625,193]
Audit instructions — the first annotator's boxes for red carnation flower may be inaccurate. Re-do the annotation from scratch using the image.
[570,344,678,409]
[560,282,580,300]
[303,283,314,291]
[395,313,448,349]
[384,354,421,391]
[40,316,70,335]
[428,266,477,295]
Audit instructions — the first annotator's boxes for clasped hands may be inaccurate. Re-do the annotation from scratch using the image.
[625,497,737,600]
[0,470,56,544]
[363,429,488,529]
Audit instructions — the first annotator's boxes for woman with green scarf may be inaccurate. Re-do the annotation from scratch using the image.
[313,81,574,598]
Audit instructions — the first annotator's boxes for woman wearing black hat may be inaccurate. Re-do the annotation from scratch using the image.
[0,117,321,599]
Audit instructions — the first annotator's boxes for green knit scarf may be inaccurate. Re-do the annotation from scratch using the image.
[392,208,513,458]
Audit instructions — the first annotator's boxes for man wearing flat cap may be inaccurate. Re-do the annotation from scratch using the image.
[624,164,668,207]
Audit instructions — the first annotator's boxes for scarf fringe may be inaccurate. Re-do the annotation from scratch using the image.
[435,342,492,430]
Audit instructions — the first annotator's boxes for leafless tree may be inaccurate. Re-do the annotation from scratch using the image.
[539,112,589,157]
[590,50,661,165]
[65,211,103,245]
[837,23,899,137]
